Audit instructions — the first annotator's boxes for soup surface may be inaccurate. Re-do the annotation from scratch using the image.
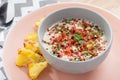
[43,18,107,61]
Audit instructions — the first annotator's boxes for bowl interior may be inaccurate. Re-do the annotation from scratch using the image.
[39,7,112,54]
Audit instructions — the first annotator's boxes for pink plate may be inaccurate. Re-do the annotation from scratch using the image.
[3,3,120,80]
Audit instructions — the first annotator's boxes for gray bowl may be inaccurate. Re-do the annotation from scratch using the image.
[38,7,112,73]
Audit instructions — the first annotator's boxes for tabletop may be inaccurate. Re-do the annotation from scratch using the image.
[0,0,119,80]
[59,0,120,17]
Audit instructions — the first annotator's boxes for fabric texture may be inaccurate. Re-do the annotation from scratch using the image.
[0,0,57,80]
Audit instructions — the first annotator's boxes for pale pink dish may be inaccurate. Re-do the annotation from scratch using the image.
[3,3,120,80]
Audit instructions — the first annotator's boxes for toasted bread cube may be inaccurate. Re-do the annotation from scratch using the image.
[25,32,38,42]
[16,48,41,66]
[24,41,40,53]
[34,18,44,31]
[28,61,48,80]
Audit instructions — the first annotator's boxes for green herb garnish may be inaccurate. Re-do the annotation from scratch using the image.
[57,45,61,50]
[78,46,81,51]
[73,34,84,45]
[66,18,74,24]
[73,34,82,41]
[56,28,61,32]
[78,40,84,44]
[51,51,56,54]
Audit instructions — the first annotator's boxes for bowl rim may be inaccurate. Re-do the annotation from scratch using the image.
[38,7,113,63]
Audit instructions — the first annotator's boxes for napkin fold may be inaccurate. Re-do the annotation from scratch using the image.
[0,0,58,80]
[0,2,8,26]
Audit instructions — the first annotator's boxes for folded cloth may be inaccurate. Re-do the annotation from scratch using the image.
[0,2,8,26]
[0,0,58,80]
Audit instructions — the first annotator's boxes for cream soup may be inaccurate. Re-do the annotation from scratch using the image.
[42,18,107,61]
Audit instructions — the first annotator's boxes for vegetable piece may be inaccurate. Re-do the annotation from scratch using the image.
[73,34,84,45]
[73,34,82,41]
[78,40,84,45]
[87,44,92,49]
[85,26,91,30]
[101,40,107,45]
[66,18,73,24]
[81,51,88,55]
[81,51,93,55]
